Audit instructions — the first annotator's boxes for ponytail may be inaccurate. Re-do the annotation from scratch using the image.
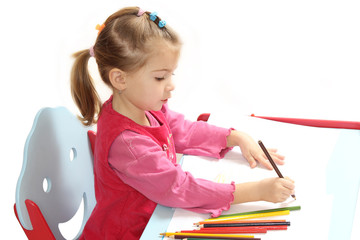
[70,49,101,126]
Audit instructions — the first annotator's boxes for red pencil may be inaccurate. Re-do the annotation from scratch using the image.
[181,227,267,234]
[263,225,288,231]
[171,235,260,240]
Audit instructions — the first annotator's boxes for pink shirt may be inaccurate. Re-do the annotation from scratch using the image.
[108,105,235,217]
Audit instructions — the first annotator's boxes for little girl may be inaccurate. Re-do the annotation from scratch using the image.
[70,6,295,240]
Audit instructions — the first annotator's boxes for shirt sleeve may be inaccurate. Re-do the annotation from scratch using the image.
[161,104,233,159]
[108,130,235,217]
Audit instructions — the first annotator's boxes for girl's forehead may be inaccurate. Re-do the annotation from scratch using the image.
[145,42,180,72]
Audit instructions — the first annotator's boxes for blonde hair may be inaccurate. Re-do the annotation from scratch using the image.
[71,6,181,126]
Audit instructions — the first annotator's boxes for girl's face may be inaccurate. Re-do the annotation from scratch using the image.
[124,41,180,112]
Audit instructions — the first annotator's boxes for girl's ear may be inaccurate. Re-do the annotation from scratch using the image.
[109,68,126,91]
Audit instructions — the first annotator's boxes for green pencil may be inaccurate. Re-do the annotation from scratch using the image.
[210,206,301,220]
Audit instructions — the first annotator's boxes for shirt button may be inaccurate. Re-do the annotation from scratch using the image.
[163,144,168,151]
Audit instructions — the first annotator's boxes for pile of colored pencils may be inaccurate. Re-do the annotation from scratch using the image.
[160,206,300,239]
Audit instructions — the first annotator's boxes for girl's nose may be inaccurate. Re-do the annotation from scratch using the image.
[166,79,175,92]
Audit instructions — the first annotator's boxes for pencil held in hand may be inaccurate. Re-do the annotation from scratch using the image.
[258,140,296,200]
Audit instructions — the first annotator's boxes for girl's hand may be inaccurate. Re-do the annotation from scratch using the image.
[226,130,285,170]
[258,177,295,203]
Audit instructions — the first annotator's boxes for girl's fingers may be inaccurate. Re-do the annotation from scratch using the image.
[282,177,295,190]
[273,156,285,165]
[268,149,285,159]
[248,147,285,170]
[256,154,273,170]
[261,149,285,165]
[246,155,257,168]
[284,176,295,183]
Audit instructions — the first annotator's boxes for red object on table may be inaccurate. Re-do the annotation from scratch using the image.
[250,114,360,130]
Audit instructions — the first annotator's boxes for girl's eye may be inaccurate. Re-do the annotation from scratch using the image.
[155,73,175,81]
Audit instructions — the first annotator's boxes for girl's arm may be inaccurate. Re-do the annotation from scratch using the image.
[108,130,235,217]
[109,130,294,211]
[163,105,285,169]
[162,105,232,159]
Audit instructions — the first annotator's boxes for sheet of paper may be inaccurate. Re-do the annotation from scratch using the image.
[166,115,342,239]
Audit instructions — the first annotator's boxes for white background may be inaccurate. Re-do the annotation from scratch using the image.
[1,0,359,239]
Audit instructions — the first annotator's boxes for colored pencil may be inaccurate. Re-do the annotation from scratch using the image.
[183,239,238,240]
[183,238,237,240]
[160,232,255,239]
[196,219,287,225]
[181,227,267,233]
[203,210,290,223]
[211,206,300,220]
[183,225,288,234]
[201,226,288,231]
[202,225,287,231]
[258,140,296,200]
[198,226,287,231]
[200,221,290,228]
[168,235,260,240]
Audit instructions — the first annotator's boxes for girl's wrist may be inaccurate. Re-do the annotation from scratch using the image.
[226,130,247,148]
[232,181,262,204]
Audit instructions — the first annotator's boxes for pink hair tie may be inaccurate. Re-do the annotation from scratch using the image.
[137,8,146,17]
[89,46,95,57]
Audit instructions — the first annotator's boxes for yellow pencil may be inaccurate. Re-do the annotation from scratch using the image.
[160,232,254,238]
[203,210,290,223]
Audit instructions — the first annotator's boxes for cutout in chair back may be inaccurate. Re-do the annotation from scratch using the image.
[15,107,96,240]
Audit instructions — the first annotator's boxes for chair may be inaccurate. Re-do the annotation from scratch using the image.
[14,107,97,240]
[14,106,210,239]
[197,113,210,122]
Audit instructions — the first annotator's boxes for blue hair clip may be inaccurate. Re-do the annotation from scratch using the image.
[158,20,166,28]
[149,12,157,21]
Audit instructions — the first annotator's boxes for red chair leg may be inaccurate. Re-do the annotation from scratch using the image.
[14,200,55,240]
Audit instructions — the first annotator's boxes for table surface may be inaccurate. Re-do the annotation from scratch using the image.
[141,114,360,240]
